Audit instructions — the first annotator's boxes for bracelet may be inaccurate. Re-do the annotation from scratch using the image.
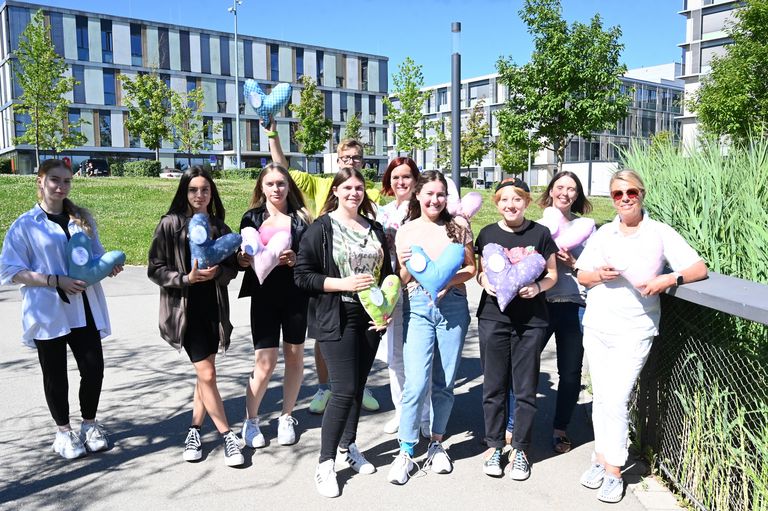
[56,275,60,288]
[265,130,278,139]
[535,281,541,293]
[46,274,52,287]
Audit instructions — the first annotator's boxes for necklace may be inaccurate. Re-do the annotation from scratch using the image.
[499,219,527,232]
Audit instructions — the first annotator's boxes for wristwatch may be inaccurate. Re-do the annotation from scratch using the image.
[671,272,684,286]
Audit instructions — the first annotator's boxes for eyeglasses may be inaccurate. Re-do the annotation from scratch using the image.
[339,155,363,163]
[611,188,641,201]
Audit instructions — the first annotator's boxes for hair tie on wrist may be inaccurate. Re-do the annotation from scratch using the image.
[265,130,278,138]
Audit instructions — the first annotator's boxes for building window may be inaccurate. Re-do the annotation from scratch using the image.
[296,48,304,81]
[203,116,213,150]
[186,77,197,93]
[354,94,362,118]
[340,92,348,121]
[103,69,116,105]
[469,81,490,102]
[360,57,368,90]
[332,125,340,147]
[249,120,260,151]
[49,12,65,56]
[368,127,376,152]
[72,65,86,103]
[130,24,143,66]
[243,40,253,78]
[216,79,227,113]
[100,19,113,63]
[180,30,190,72]
[270,44,279,81]
[368,95,376,123]
[76,15,89,61]
[336,54,345,89]
[289,123,298,152]
[324,91,332,120]
[68,109,81,133]
[316,50,324,83]
[220,36,231,76]
[158,27,170,69]
[438,89,447,106]
[8,7,30,53]
[565,139,580,162]
[200,34,211,74]
[222,118,233,151]
[99,110,111,147]
[15,113,30,139]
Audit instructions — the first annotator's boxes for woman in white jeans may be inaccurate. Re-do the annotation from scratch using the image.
[575,170,707,503]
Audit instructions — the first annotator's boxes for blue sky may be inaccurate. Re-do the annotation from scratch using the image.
[34,0,684,85]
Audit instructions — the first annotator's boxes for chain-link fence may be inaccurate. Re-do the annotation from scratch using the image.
[634,293,768,511]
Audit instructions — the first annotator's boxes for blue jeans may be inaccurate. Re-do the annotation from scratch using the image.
[399,286,470,444]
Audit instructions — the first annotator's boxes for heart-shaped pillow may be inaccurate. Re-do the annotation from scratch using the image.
[483,243,546,311]
[406,244,465,301]
[359,274,402,327]
[602,231,664,288]
[244,80,292,125]
[445,176,483,219]
[240,226,292,284]
[66,232,126,286]
[188,213,242,269]
[537,207,595,250]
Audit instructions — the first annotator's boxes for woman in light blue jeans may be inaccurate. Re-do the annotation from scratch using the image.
[387,171,475,485]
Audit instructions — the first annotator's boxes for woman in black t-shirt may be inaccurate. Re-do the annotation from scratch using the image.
[475,178,557,481]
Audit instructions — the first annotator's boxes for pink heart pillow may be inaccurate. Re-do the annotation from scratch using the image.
[602,231,664,288]
[537,207,595,250]
[240,227,292,284]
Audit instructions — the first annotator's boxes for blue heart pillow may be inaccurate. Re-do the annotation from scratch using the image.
[405,244,465,301]
[66,232,126,286]
[244,80,292,125]
[188,213,242,269]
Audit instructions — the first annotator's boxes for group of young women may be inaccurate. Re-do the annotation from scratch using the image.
[1,147,706,504]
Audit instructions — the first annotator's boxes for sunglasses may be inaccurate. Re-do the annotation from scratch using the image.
[611,188,641,201]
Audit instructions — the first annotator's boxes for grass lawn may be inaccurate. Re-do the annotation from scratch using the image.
[1,175,616,265]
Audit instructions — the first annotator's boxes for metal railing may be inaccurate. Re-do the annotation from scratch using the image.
[634,273,768,511]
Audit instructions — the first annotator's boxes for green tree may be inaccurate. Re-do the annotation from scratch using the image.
[344,112,363,142]
[383,57,430,156]
[14,9,86,165]
[494,130,530,175]
[496,0,631,169]
[461,99,492,168]
[290,76,332,166]
[690,0,768,143]
[121,71,173,161]
[169,87,221,168]
[433,118,452,172]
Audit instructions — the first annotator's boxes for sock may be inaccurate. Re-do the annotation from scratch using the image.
[190,425,201,430]
[220,429,231,438]
[400,440,416,456]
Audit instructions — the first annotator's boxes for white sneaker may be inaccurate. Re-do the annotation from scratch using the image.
[277,414,298,446]
[387,450,415,485]
[79,421,108,452]
[383,416,399,434]
[337,443,376,474]
[222,431,244,467]
[597,475,624,503]
[241,417,266,448]
[183,427,202,462]
[420,421,431,439]
[52,430,86,460]
[508,448,531,481]
[580,462,606,489]
[315,459,339,498]
[426,441,453,474]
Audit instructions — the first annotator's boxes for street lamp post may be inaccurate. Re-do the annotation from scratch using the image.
[228,0,243,169]
[451,22,461,195]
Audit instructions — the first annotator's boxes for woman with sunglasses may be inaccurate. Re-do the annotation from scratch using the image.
[575,170,707,503]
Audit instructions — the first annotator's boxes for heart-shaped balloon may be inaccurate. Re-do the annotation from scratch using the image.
[406,244,465,302]
[240,226,292,284]
[359,274,402,327]
[66,232,126,286]
[483,243,546,311]
[602,231,664,288]
[446,176,483,219]
[188,213,242,269]
[537,207,595,250]
[244,80,292,125]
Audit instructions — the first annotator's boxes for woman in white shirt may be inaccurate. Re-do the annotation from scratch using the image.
[0,159,122,460]
[575,169,707,503]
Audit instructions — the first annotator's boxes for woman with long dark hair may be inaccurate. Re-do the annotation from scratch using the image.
[147,166,244,467]
[0,159,122,459]
[387,170,475,485]
[237,163,311,448]
[294,167,392,498]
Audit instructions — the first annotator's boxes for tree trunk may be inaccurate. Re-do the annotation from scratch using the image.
[155,146,160,162]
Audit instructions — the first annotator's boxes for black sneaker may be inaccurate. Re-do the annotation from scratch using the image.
[183,427,202,462]
[483,448,503,477]
[222,431,244,467]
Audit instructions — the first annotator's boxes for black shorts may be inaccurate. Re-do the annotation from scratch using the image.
[184,281,220,362]
[250,293,308,350]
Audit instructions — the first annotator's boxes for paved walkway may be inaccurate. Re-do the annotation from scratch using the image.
[0,266,672,510]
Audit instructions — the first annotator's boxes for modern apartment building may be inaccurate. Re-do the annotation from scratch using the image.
[388,64,683,195]
[0,1,389,174]
[677,0,739,149]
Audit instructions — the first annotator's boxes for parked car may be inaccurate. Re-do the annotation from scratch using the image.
[81,159,110,176]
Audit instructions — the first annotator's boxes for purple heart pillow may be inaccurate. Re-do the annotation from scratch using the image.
[483,243,546,311]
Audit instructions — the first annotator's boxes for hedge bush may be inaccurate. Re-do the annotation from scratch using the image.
[0,158,12,174]
[124,160,161,177]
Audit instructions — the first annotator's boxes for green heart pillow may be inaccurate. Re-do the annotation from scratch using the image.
[359,275,402,327]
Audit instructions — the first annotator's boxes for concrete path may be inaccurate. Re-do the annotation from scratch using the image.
[0,266,666,510]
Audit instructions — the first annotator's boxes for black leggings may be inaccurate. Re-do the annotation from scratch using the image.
[35,304,104,426]
[318,301,380,463]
